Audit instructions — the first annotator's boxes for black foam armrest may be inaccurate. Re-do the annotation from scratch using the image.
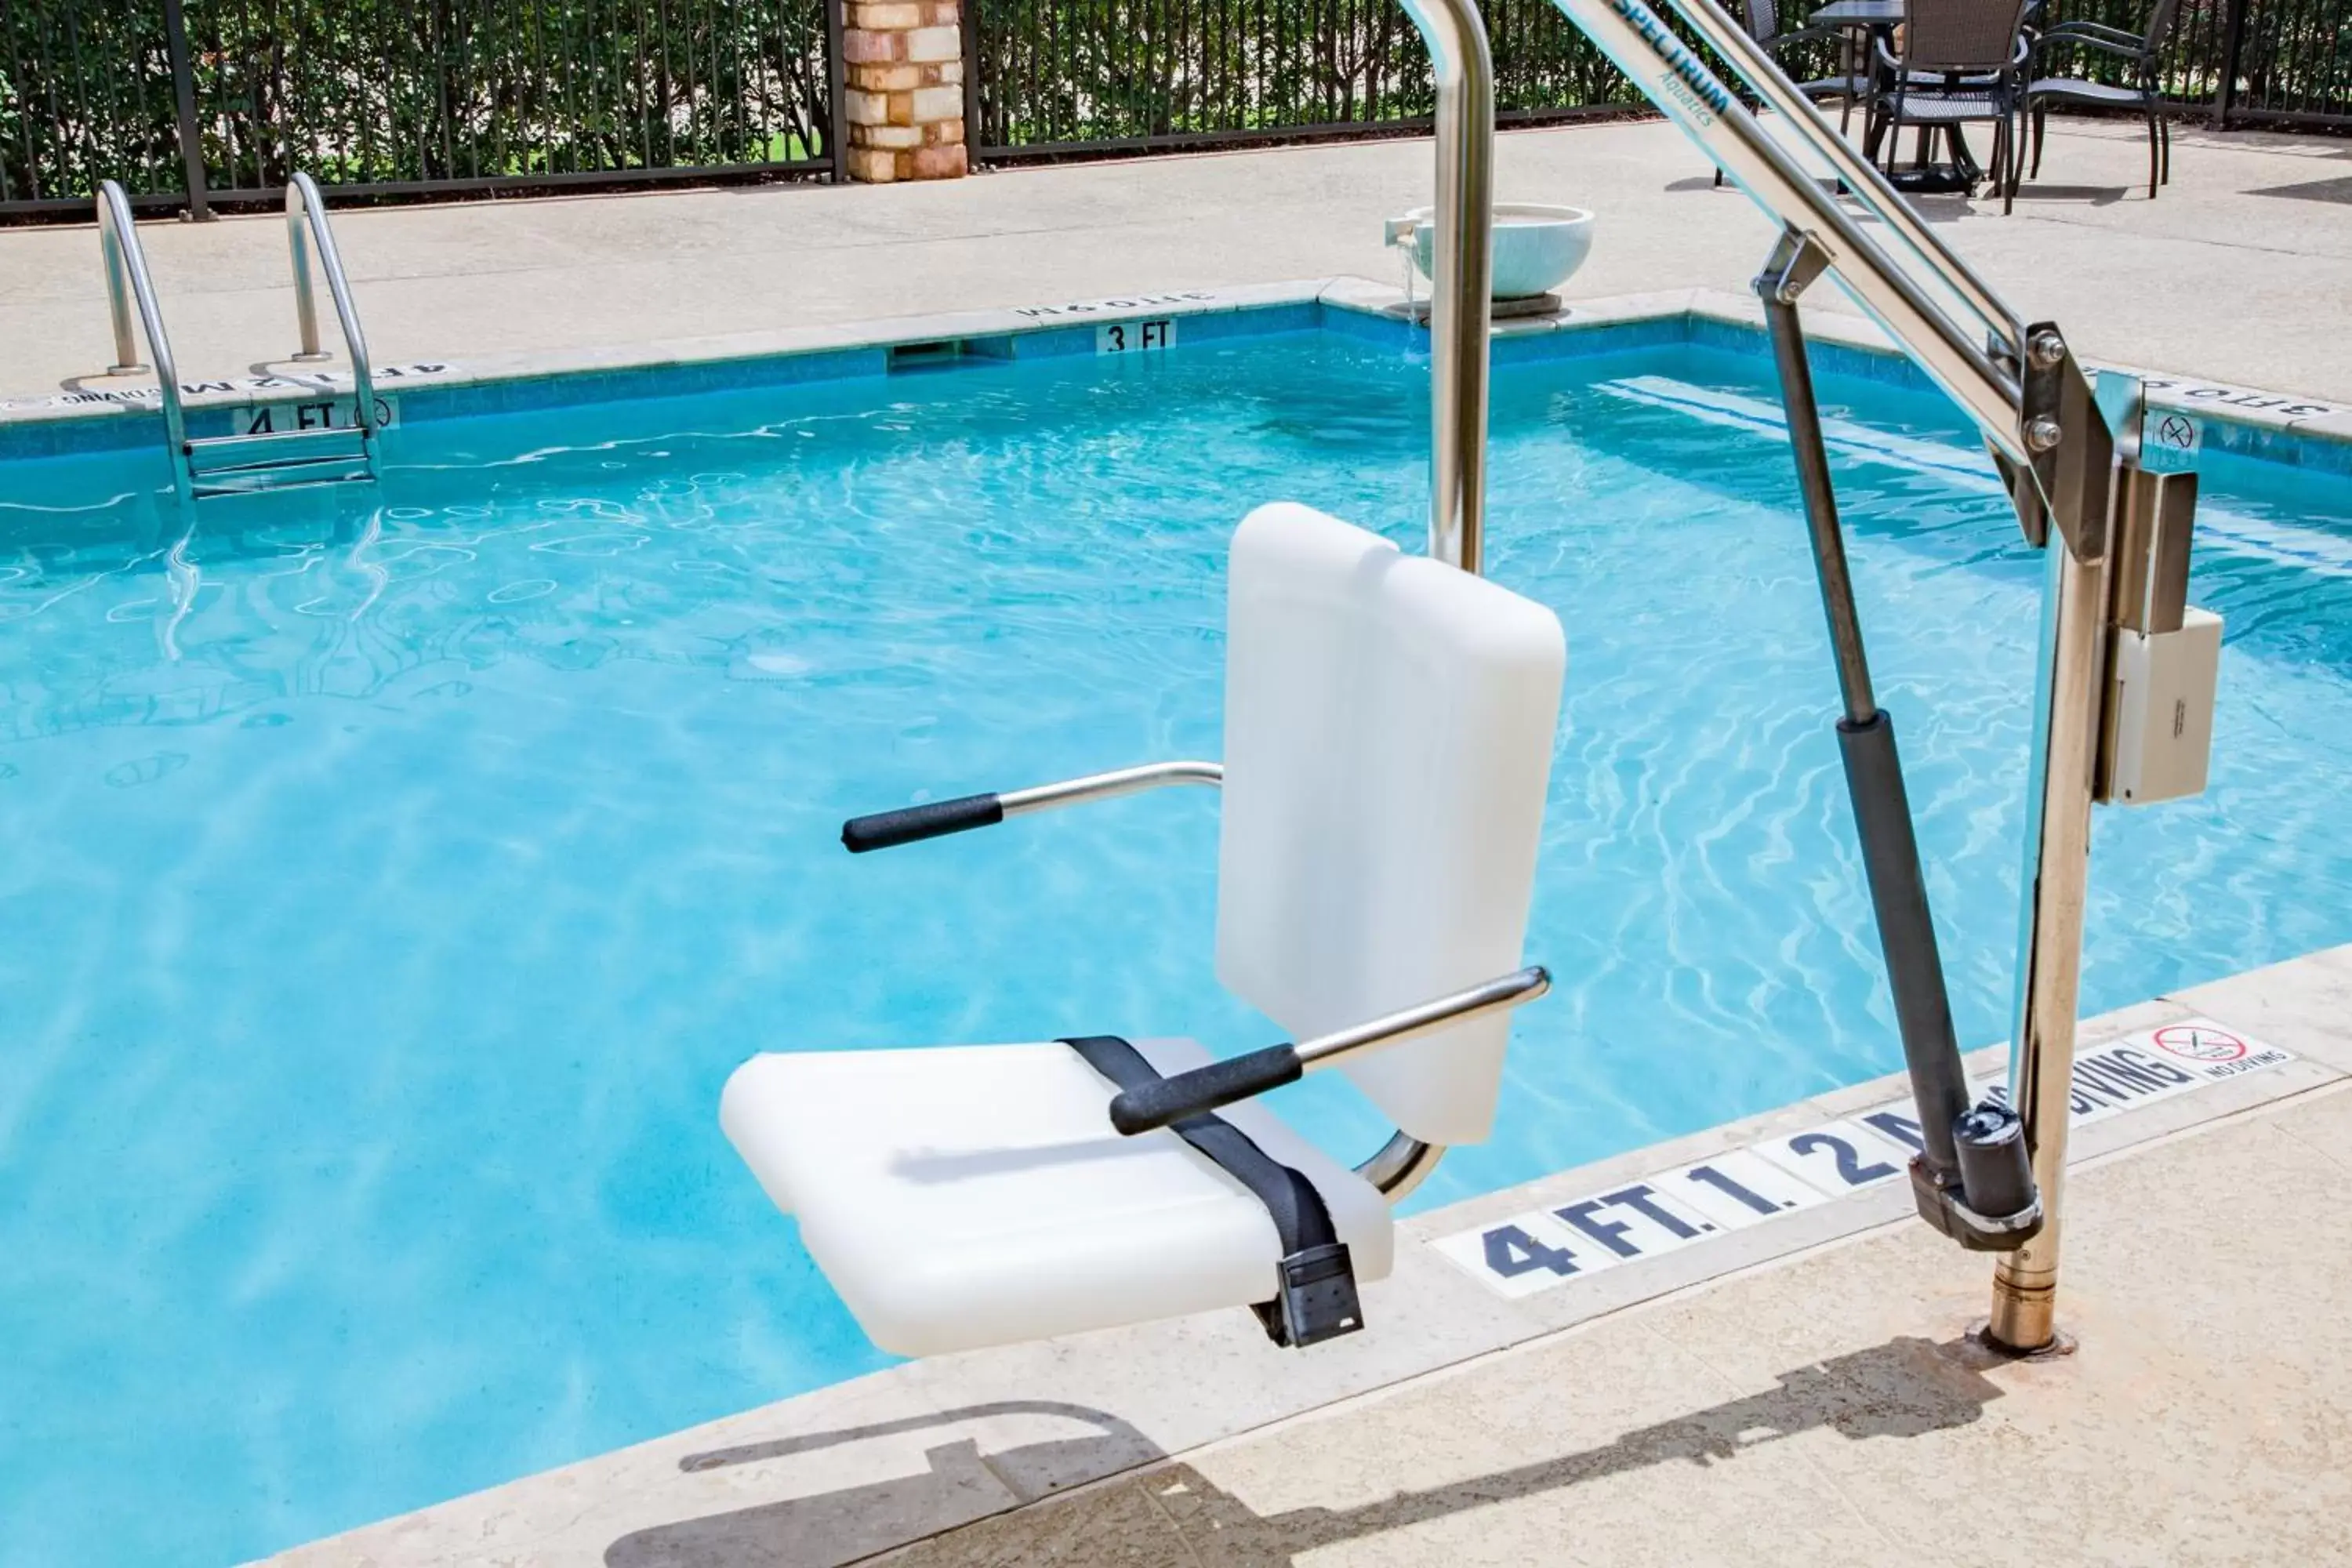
[841,793,1004,853]
[1109,1046,1304,1135]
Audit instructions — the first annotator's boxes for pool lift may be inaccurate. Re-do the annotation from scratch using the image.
[95,173,383,501]
[1535,0,2222,1350]
[723,0,2221,1359]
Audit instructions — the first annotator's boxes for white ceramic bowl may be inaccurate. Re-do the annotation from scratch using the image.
[1399,202,1595,299]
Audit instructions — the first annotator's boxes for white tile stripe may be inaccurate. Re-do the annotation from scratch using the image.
[1597,374,2352,580]
[1428,1014,2295,1300]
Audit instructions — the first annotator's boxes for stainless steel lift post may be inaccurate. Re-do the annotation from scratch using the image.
[1535,0,2183,1348]
[846,0,1504,1214]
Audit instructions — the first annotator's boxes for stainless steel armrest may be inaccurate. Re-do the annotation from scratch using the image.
[1000,760,1222,815]
[1107,966,1552,1135]
[841,760,1221,852]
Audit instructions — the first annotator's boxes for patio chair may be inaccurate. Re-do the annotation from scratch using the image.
[1715,0,1877,187]
[1870,0,2034,212]
[721,503,1566,1357]
[2022,0,2182,199]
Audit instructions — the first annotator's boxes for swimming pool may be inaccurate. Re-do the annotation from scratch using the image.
[4,310,2349,1566]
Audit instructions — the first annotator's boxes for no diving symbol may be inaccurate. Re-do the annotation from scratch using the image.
[2153,413,2200,452]
[2152,1023,2246,1063]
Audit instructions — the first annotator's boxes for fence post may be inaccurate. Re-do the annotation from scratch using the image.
[2211,0,2247,129]
[162,0,212,220]
[960,0,983,165]
[826,0,853,181]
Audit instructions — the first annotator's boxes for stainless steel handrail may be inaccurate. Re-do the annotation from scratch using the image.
[1657,0,2024,358]
[1399,0,1497,573]
[1540,0,2025,456]
[285,172,379,443]
[95,180,190,480]
[1298,0,1493,1184]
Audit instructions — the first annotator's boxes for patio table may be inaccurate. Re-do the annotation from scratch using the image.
[1806,0,1902,140]
[1807,0,1904,26]
[1809,0,1985,195]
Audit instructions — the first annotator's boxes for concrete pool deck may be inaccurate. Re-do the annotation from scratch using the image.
[5,114,2351,408]
[883,1064,2352,1566]
[268,944,2352,1566]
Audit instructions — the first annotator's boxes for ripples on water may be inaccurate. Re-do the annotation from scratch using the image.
[2,334,2347,1566]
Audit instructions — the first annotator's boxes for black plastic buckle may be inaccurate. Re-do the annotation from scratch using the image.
[1252,1242,1363,1348]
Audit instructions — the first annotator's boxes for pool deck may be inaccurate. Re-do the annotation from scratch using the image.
[5,114,2351,408]
[268,943,2352,1567]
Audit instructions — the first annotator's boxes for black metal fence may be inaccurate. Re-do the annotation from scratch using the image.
[5,0,2346,218]
[2,0,839,217]
[967,0,1663,156]
[2051,0,2352,126]
[972,0,2351,155]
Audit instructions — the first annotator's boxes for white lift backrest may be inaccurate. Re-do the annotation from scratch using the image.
[1214,503,1566,1146]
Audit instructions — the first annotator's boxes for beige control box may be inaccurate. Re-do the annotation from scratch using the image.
[2100,608,2221,805]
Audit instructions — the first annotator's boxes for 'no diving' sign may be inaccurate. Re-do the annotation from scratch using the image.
[2152,1022,2249,1063]
[2142,408,2202,472]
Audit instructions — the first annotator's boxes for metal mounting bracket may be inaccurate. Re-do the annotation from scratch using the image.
[1754,227,1833,306]
[1908,1159,2045,1253]
[2018,322,2113,562]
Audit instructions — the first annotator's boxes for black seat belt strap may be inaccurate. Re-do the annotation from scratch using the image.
[1062,1035,1364,1348]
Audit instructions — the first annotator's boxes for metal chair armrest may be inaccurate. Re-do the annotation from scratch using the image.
[1108,967,1551,1135]
[2038,18,2143,45]
[842,760,1221,852]
[2029,25,2149,67]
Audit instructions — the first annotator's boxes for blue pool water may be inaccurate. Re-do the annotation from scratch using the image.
[4,324,2350,1566]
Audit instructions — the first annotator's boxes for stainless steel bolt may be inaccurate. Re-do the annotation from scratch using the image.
[2027,332,2066,371]
[2024,415,2063,452]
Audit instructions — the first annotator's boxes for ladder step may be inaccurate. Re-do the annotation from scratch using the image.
[192,463,376,499]
[185,426,369,475]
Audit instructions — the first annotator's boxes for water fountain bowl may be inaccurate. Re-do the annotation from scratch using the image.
[1390,202,1595,315]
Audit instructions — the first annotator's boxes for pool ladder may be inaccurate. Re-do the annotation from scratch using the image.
[98,173,381,500]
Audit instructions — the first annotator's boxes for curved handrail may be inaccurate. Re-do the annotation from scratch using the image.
[285,172,379,440]
[95,180,189,469]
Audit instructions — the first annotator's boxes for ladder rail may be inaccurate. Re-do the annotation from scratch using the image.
[1539,0,2026,458]
[95,180,191,477]
[1657,0,2025,359]
[285,172,380,455]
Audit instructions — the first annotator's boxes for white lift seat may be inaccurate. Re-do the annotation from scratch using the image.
[722,1038,1392,1358]
[723,503,1566,1358]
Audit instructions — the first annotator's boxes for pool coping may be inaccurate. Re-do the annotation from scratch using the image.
[262,942,2352,1567]
[8,277,2351,475]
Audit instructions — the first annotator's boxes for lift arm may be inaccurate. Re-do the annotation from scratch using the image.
[1530,0,2154,1347]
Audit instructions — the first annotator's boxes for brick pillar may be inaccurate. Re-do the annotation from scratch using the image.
[842,2,969,182]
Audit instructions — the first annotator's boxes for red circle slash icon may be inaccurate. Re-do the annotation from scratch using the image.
[2152,1024,2247,1063]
